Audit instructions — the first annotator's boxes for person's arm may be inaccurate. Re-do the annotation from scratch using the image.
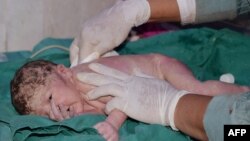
[77,63,190,128]
[77,63,250,140]
[175,94,211,141]
[148,0,181,22]
[76,63,210,140]
[148,0,249,24]
[175,92,250,141]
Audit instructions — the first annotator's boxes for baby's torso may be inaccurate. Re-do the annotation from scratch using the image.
[71,54,161,114]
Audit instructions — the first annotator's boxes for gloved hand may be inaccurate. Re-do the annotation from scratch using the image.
[77,63,190,130]
[70,0,150,67]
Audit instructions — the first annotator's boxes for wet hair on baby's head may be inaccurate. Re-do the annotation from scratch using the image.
[10,60,57,114]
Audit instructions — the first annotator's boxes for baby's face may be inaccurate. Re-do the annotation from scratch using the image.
[30,72,101,121]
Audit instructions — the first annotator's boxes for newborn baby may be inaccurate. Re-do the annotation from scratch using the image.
[10,53,250,141]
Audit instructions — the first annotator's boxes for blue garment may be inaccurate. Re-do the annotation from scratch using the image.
[195,0,250,23]
[204,92,250,141]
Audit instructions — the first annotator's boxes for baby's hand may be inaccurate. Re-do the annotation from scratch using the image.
[94,121,119,141]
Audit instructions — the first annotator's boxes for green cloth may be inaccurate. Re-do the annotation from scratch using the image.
[1,27,250,141]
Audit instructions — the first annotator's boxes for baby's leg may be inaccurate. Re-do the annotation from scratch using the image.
[94,109,127,141]
[193,80,250,96]
[156,54,250,96]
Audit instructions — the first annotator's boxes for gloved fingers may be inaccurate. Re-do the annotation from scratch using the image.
[89,63,129,80]
[102,50,119,57]
[78,38,101,63]
[79,52,100,64]
[132,68,155,78]
[69,38,79,68]
[105,97,126,114]
[77,72,122,86]
[86,84,124,100]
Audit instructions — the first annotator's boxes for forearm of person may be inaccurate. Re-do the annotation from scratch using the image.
[148,0,249,24]
[174,94,212,141]
[148,0,181,22]
[175,92,250,141]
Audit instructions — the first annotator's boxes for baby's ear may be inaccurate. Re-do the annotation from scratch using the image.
[56,64,72,77]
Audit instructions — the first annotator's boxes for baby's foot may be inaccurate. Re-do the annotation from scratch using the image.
[94,121,119,141]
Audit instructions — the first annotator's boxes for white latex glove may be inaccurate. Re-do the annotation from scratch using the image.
[70,0,150,67]
[77,63,189,130]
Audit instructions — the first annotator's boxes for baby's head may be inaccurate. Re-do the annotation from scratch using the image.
[10,60,58,114]
[11,60,100,120]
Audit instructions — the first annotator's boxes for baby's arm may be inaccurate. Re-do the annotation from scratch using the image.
[94,109,127,141]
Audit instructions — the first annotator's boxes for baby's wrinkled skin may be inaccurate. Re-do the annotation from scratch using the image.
[30,54,250,141]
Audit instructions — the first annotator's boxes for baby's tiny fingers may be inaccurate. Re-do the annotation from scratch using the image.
[69,106,75,117]
[59,105,70,119]
[50,100,64,121]
[49,110,56,120]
